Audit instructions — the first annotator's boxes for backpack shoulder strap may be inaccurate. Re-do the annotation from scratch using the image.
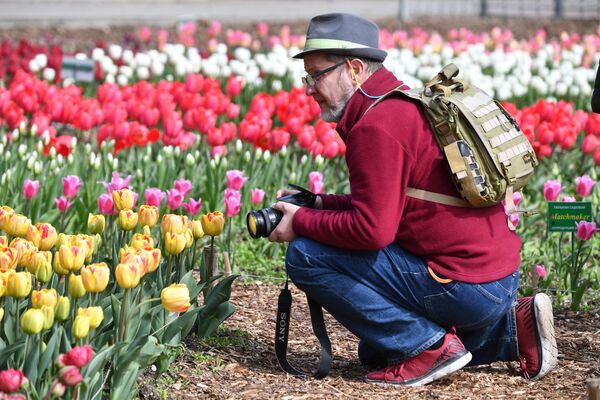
[364,85,422,116]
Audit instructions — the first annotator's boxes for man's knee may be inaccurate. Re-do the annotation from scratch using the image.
[285,237,313,280]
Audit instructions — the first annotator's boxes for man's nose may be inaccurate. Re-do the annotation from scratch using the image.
[305,85,316,96]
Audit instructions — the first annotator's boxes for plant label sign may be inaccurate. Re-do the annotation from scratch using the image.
[61,56,95,82]
[547,202,592,232]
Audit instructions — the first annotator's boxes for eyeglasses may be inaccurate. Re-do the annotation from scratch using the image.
[302,60,346,88]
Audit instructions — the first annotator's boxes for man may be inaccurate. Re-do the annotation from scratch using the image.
[268,13,557,386]
[593,61,600,113]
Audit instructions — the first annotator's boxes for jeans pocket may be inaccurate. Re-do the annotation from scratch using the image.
[424,281,508,331]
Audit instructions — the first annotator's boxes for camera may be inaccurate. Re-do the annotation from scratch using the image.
[246,184,316,238]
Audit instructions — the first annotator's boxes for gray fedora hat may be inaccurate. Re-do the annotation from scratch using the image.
[293,13,387,62]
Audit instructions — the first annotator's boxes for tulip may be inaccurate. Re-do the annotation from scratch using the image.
[164,232,186,255]
[77,306,103,329]
[161,214,188,235]
[576,175,595,197]
[562,196,576,202]
[59,365,83,386]
[118,210,138,231]
[76,235,94,262]
[309,171,324,194]
[34,223,58,251]
[224,189,241,217]
[250,188,265,205]
[58,245,86,272]
[0,247,18,272]
[55,196,73,213]
[226,169,246,190]
[0,206,15,232]
[101,171,132,194]
[21,308,44,335]
[201,211,225,236]
[34,252,53,283]
[115,263,141,289]
[138,205,159,228]
[535,264,547,280]
[53,252,70,276]
[543,180,562,201]
[173,179,192,197]
[4,213,31,238]
[144,188,166,207]
[54,296,70,321]
[41,305,55,330]
[97,193,115,215]
[22,179,40,199]
[131,233,154,250]
[0,236,7,247]
[59,344,93,369]
[575,221,597,241]
[0,309,3,322]
[81,263,110,293]
[184,229,193,249]
[147,249,161,273]
[9,238,35,268]
[31,288,58,309]
[161,283,191,313]
[68,274,87,299]
[112,188,135,211]
[71,315,90,339]
[7,271,31,298]
[62,175,82,198]
[87,214,105,234]
[50,380,66,397]
[0,369,25,393]
[0,272,7,297]
[182,197,202,216]
[166,189,184,210]
[191,220,204,240]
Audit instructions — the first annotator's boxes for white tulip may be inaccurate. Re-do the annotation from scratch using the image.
[105,74,115,84]
[27,157,35,171]
[117,74,128,86]
[315,155,324,167]
[263,150,271,162]
[42,68,56,81]
[271,80,282,91]
[112,158,119,170]
[28,58,41,73]
[185,153,195,166]
[91,47,105,61]
[151,61,165,77]
[34,161,42,175]
[109,44,123,60]
[34,53,47,68]
[137,67,150,80]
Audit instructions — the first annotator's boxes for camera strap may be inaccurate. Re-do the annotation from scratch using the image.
[275,276,332,379]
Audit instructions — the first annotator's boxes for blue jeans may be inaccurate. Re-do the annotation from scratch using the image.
[285,237,519,367]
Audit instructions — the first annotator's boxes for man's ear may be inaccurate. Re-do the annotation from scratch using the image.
[347,59,365,86]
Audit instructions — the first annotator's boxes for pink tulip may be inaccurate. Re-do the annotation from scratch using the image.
[0,369,25,393]
[166,189,184,210]
[543,180,562,201]
[309,171,324,194]
[509,213,520,228]
[182,197,202,216]
[226,76,243,98]
[561,196,576,202]
[62,175,82,198]
[576,221,597,241]
[58,366,82,387]
[138,26,152,42]
[534,264,547,279]
[173,179,192,198]
[256,22,269,37]
[22,179,40,199]
[102,172,132,194]
[207,21,222,38]
[59,345,93,369]
[55,196,73,213]
[97,193,115,215]
[144,188,166,207]
[226,170,247,190]
[251,188,265,205]
[576,175,595,197]
[224,189,241,217]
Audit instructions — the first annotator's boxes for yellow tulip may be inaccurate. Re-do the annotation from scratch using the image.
[0,309,4,322]
[68,274,87,299]
[7,271,32,298]
[27,250,52,274]
[161,214,188,235]
[139,205,159,228]
[131,233,154,250]
[147,249,161,273]
[53,252,69,276]
[0,206,15,232]
[0,247,18,272]
[115,263,141,289]
[9,237,36,269]
[21,308,44,335]
[54,296,70,321]
[201,211,225,236]
[0,236,7,247]
[78,306,103,329]
[4,213,31,238]
[31,288,58,309]
[76,235,94,263]
[87,213,105,234]
[112,189,135,211]
[118,210,138,231]
[191,220,204,240]
[35,223,58,251]
[34,252,53,283]
[184,229,193,249]
[164,232,186,256]
[58,245,86,272]
[81,263,110,293]
[0,272,7,297]
[40,305,55,331]
[26,224,42,248]
[72,315,90,339]
[160,283,191,313]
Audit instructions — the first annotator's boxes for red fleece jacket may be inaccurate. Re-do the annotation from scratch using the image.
[292,68,521,283]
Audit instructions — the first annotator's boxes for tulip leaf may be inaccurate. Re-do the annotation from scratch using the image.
[110,361,140,400]
[118,335,164,370]
[79,372,103,400]
[196,302,236,339]
[162,307,202,344]
[181,270,205,301]
[83,342,126,379]
[110,294,120,327]
[38,329,60,378]
[24,335,40,385]
[0,340,24,367]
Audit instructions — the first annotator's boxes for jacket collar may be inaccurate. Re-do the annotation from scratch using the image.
[336,67,403,140]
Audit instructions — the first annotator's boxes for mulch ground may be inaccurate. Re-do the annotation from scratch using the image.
[138,281,600,400]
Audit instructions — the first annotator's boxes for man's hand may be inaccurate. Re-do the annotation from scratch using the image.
[275,189,323,209]
[268,201,301,243]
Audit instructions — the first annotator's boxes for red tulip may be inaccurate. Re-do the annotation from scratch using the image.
[0,369,25,393]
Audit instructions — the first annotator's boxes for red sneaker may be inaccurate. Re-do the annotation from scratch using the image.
[516,293,558,380]
[365,331,472,387]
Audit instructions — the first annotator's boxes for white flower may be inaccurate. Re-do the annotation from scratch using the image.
[122,49,134,65]
[271,80,282,91]
[28,58,41,73]
[136,66,150,80]
[108,44,123,60]
[116,74,128,86]
[151,61,165,77]
[42,67,55,82]
[105,74,115,84]
[91,47,105,61]
[555,82,568,97]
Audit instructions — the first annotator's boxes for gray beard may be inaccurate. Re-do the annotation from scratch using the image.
[321,80,355,123]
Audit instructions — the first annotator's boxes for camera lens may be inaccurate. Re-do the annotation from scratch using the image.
[246,208,283,238]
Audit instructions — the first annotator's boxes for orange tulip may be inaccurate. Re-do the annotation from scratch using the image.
[201,211,225,236]
[131,233,154,250]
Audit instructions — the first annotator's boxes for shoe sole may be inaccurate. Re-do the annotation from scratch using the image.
[365,351,473,388]
[532,293,558,380]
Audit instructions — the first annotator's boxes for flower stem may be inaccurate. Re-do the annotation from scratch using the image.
[118,289,130,342]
